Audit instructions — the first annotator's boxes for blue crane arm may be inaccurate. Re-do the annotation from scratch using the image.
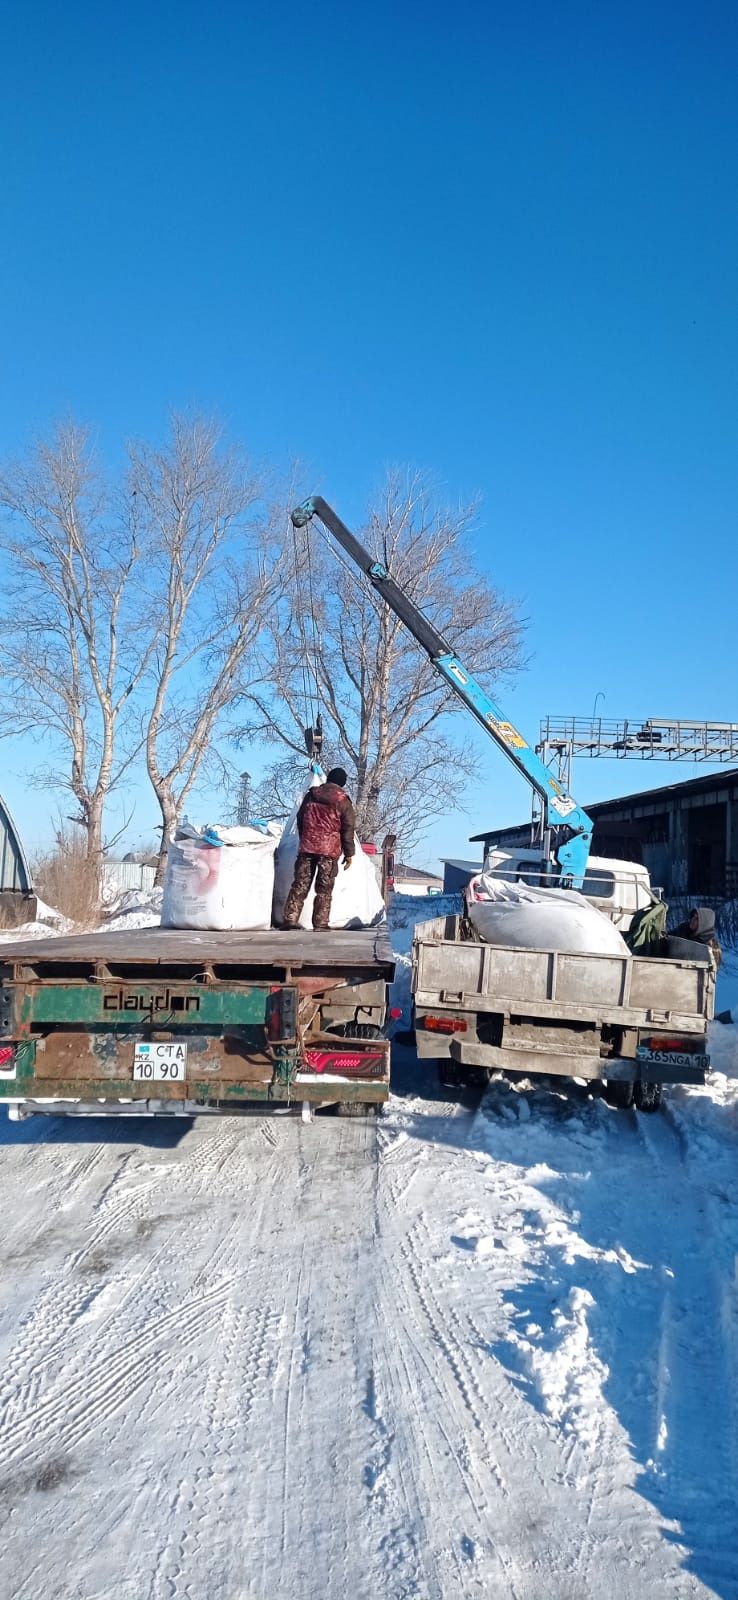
[291,496,593,886]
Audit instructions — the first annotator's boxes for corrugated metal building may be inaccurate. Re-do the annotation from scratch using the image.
[471,767,738,899]
[101,860,157,896]
[0,793,32,894]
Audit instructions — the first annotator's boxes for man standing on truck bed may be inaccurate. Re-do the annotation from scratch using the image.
[282,768,356,930]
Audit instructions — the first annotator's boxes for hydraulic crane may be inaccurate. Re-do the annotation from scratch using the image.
[290,496,594,888]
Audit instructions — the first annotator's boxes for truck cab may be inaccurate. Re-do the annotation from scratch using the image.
[482,848,656,933]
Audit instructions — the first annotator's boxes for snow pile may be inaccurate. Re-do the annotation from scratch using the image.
[0,920,64,942]
[512,1285,609,1447]
[387,893,462,1021]
[0,897,71,942]
[102,887,163,930]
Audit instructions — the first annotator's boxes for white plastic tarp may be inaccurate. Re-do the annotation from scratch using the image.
[161,823,281,931]
[466,873,629,956]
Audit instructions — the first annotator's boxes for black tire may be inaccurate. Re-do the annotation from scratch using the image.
[603,1078,635,1110]
[437,1060,464,1090]
[633,1079,663,1113]
[337,1100,380,1118]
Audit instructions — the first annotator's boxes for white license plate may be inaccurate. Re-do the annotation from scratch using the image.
[133,1042,187,1081]
[636,1048,708,1070]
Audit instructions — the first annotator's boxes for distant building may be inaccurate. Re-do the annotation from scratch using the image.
[101,859,157,897]
[441,858,481,893]
[393,863,444,898]
[471,767,738,899]
[0,792,32,895]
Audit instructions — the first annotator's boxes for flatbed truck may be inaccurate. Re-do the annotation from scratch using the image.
[0,925,394,1118]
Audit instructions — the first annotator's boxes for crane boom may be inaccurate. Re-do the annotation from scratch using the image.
[291,495,593,886]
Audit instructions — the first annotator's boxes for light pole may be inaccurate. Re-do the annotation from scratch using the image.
[592,691,605,724]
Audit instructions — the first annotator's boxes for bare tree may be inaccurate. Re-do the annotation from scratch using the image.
[129,415,282,879]
[0,422,152,882]
[244,470,525,850]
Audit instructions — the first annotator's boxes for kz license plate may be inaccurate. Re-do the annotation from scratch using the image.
[133,1042,187,1081]
[636,1048,709,1070]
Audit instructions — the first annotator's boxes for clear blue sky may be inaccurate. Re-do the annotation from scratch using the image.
[1,1,737,868]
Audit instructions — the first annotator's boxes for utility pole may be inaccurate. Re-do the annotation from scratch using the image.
[237,771,251,826]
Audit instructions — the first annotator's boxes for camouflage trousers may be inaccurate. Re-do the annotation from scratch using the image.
[283,852,339,930]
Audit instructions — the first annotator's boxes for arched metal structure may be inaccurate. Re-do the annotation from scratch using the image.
[0,793,32,892]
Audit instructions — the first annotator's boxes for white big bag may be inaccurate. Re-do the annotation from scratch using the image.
[466,874,629,956]
[162,823,281,931]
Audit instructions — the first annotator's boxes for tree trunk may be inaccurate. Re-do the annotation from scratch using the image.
[86,800,105,906]
[154,792,179,885]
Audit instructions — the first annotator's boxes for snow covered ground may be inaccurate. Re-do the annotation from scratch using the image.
[1,898,738,1597]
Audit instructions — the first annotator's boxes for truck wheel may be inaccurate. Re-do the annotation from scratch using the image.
[437,1061,464,1090]
[633,1079,663,1113]
[603,1079,635,1110]
[337,1101,380,1118]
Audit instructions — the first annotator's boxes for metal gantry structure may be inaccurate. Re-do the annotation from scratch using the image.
[537,717,738,792]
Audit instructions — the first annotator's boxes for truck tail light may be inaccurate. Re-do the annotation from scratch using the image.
[421,1016,468,1035]
[0,1046,13,1068]
[644,1035,696,1053]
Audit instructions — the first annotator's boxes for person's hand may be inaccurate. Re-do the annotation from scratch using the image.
[342,854,353,869]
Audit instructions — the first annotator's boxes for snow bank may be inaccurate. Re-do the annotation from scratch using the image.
[102,886,163,930]
[388,893,462,1021]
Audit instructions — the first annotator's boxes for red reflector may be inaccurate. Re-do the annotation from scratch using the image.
[646,1036,694,1052]
[390,1007,403,1020]
[422,1016,468,1035]
[303,1049,385,1077]
[0,1046,13,1066]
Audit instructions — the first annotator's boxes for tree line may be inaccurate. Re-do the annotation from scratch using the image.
[0,414,524,883]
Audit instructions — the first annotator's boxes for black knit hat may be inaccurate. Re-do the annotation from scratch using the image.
[327,767,347,787]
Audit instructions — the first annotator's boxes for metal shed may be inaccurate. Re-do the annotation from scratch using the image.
[0,793,32,893]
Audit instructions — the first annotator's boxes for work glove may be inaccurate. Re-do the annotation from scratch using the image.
[342,854,353,869]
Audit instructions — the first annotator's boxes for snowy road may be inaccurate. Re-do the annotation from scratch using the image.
[2,1033,738,1599]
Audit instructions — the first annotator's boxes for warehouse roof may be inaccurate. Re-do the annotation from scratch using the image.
[470,765,738,844]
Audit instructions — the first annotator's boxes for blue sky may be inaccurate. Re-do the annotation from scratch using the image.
[1,1,737,868]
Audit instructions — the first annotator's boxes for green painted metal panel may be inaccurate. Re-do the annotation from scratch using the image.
[17,983,278,1027]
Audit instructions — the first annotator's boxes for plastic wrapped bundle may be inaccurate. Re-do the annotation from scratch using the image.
[466,874,629,956]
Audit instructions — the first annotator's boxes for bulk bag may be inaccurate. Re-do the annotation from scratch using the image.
[466,874,629,956]
[162,823,281,931]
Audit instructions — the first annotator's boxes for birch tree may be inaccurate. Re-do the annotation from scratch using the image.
[0,423,150,880]
[245,471,525,848]
[128,415,282,878]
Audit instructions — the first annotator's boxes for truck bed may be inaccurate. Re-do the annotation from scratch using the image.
[413,915,713,1031]
[0,925,395,983]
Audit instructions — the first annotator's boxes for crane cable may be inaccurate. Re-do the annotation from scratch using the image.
[290,513,320,730]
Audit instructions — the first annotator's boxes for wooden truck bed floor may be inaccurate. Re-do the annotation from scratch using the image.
[0,925,395,982]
